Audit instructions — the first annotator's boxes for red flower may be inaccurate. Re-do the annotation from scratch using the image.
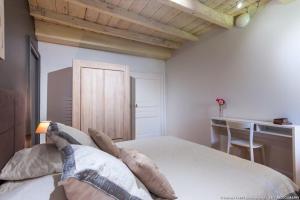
[216,97,225,105]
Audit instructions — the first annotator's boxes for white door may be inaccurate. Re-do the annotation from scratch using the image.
[132,73,165,138]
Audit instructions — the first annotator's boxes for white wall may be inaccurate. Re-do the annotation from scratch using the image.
[39,42,166,141]
[166,1,300,145]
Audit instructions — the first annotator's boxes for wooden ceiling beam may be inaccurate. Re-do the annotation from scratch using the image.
[34,20,173,60]
[30,8,181,49]
[65,0,199,41]
[157,0,234,29]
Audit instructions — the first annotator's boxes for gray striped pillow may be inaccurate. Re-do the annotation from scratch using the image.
[59,145,153,200]
[47,122,97,149]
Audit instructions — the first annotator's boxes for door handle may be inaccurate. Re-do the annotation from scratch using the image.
[135,104,138,108]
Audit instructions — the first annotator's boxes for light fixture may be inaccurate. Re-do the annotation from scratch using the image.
[237,1,244,9]
[35,121,51,134]
[235,13,251,28]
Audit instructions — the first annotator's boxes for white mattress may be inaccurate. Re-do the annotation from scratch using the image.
[0,136,298,200]
[117,136,299,200]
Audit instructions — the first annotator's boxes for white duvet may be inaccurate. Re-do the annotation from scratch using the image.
[0,173,66,200]
[117,136,299,200]
[0,136,298,200]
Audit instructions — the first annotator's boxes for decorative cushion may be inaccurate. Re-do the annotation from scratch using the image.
[0,144,62,181]
[120,148,177,200]
[62,178,116,200]
[47,122,97,148]
[88,128,120,158]
[59,145,153,200]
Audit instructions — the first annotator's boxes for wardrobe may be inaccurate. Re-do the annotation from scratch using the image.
[72,60,132,141]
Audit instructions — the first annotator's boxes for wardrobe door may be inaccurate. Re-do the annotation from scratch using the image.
[80,67,105,135]
[104,70,125,140]
[73,60,131,141]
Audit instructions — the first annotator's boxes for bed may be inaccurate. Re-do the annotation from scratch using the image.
[0,136,298,200]
[0,90,298,200]
[118,137,299,199]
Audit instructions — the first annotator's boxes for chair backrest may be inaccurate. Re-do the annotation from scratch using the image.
[226,121,255,147]
[227,121,254,131]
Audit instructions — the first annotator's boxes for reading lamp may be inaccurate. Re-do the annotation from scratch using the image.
[35,121,51,134]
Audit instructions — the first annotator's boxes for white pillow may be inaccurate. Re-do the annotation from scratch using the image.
[60,145,152,200]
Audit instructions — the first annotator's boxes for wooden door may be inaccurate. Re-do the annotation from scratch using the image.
[73,60,131,141]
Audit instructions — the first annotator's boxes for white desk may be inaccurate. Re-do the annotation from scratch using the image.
[211,117,300,186]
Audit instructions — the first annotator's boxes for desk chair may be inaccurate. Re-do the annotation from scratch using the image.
[226,121,266,164]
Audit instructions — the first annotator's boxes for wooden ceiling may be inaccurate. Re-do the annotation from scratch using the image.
[28,0,270,59]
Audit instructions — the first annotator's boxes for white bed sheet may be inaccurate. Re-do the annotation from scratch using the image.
[0,173,66,200]
[117,136,299,200]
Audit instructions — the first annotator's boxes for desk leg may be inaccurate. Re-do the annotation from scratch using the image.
[293,128,300,186]
[211,125,221,150]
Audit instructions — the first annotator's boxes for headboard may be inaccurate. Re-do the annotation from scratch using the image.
[0,89,15,170]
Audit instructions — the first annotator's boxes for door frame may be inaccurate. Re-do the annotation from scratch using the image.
[72,60,132,140]
[27,37,40,145]
[131,72,166,137]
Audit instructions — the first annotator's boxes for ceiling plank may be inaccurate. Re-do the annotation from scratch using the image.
[55,0,69,14]
[37,0,56,11]
[229,0,271,16]
[170,12,197,29]
[65,0,199,41]
[278,0,295,3]
[28,0,38,8]
[85,8,99,22]
[140,0,162,18]
[68,2,86,18]
[107,0,122,28]
[119,0,135,10]
[35,20,172,60]
[159,7,181,24]
[30,8,180,49]
[129,0,149,13]
[182,18,204,32]
[97,13,111,25]
[157,0,234,29]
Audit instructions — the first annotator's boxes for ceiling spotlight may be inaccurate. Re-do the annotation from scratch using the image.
[235,13,251,28]
[237,1,244,9]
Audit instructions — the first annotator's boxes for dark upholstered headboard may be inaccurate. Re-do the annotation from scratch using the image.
[0,89,16,170]
[0,89,26,170]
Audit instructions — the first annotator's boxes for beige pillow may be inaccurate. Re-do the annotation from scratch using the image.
[120,148,177,200]
[62,178,115,200]
[88,128,120,158]
[0,144,62,181]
